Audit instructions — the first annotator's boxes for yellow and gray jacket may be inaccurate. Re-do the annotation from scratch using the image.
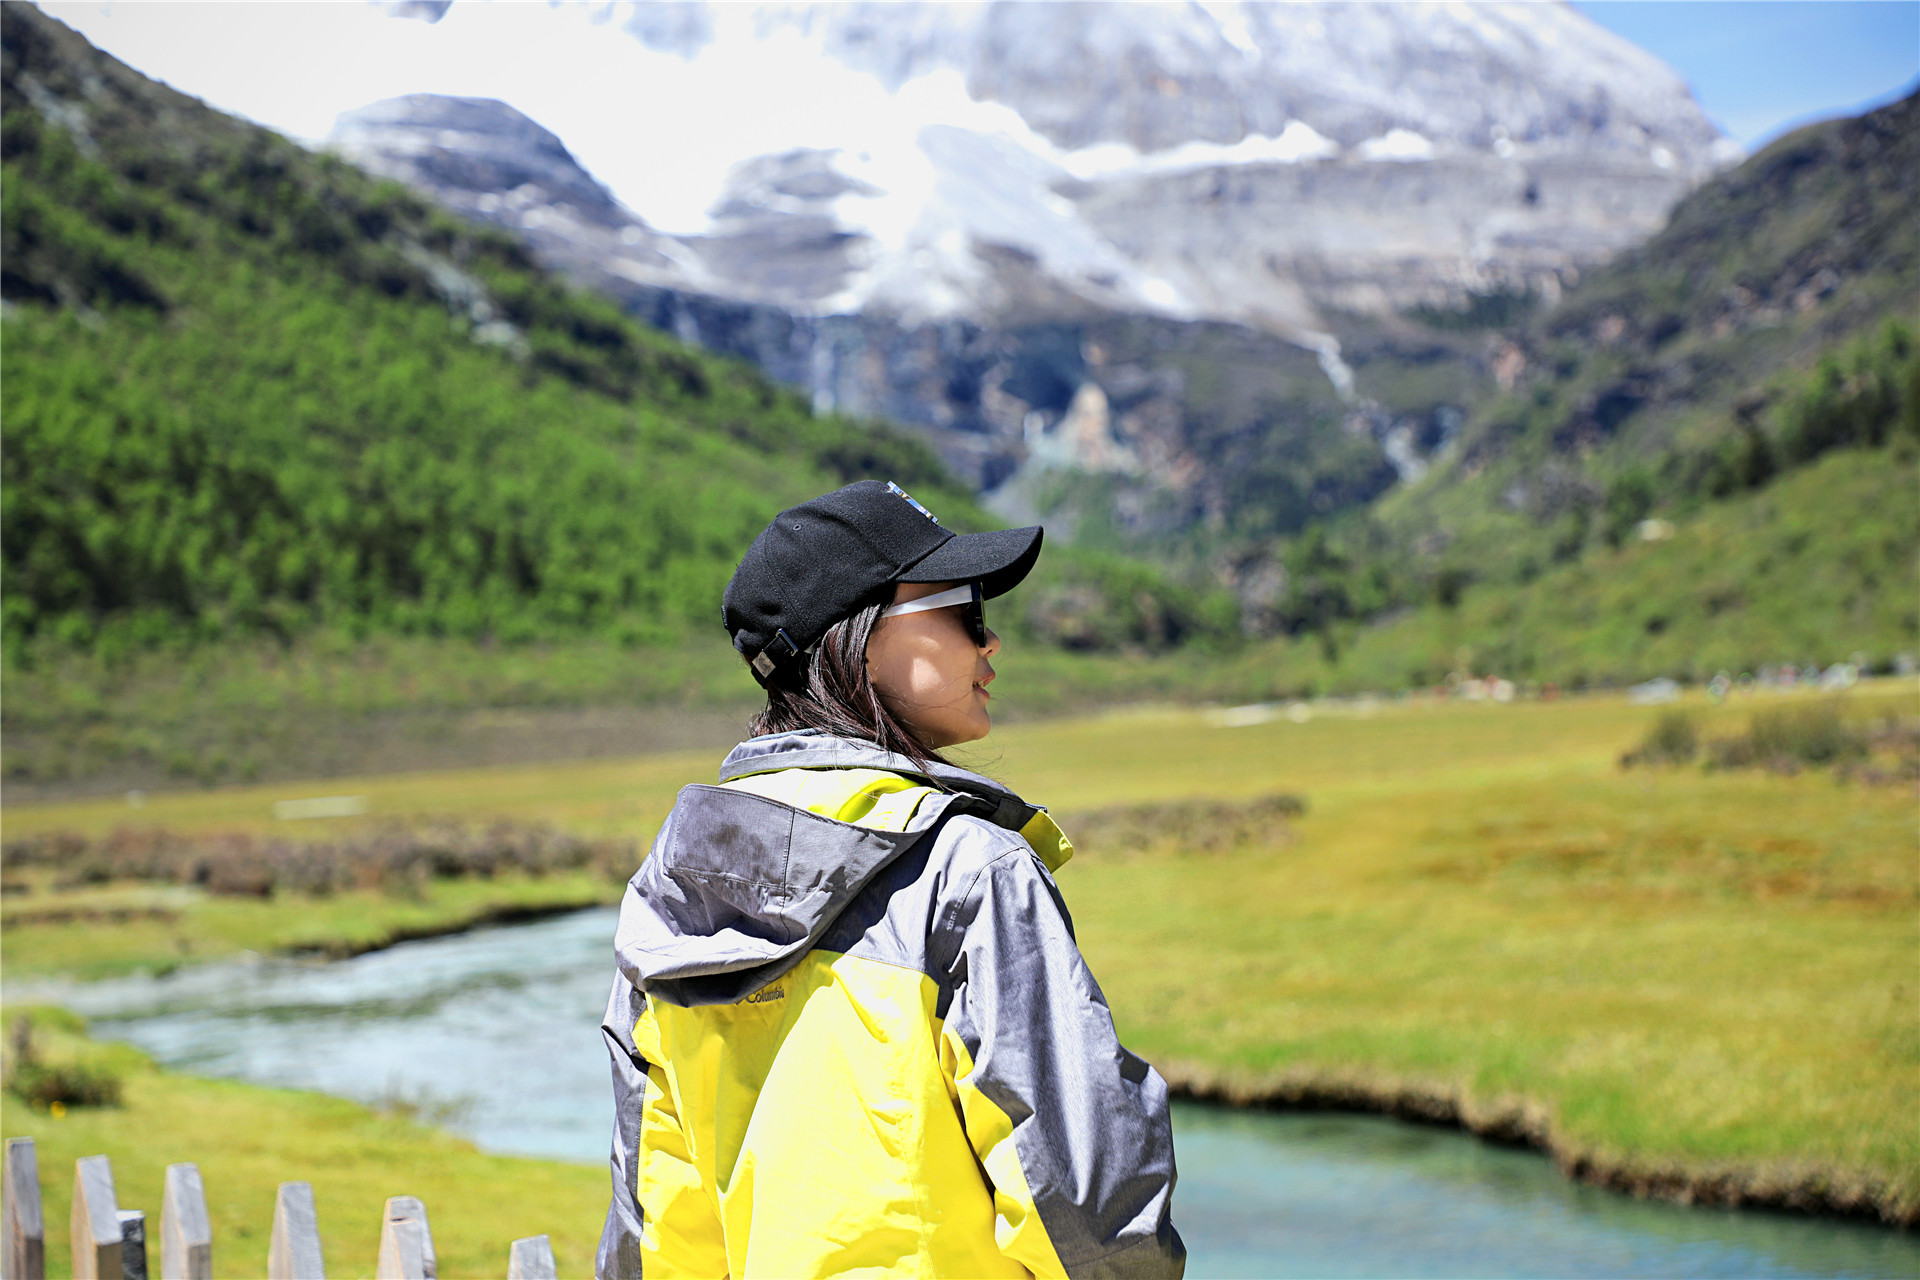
[597,730,1184,1279]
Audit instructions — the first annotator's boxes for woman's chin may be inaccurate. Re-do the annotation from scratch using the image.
[925,713,991,750]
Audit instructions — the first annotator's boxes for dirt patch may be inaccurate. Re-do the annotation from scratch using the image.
[2,822,637,898]
[1,905,179,928]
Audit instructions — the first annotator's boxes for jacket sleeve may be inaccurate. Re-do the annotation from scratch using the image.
[935,836,1185,1280]
[596,975,727,1280]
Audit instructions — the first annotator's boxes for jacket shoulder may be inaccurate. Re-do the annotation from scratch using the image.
[926,809,1073,948]
[931,809,1042,877]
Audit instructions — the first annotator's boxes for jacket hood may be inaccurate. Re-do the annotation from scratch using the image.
[615,731,1043,1006]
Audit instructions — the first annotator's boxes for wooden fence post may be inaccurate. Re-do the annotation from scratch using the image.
[159,1163,212,1280]
[116,1210,148,1280]
[4,1137,44,1280]
[506,1234,557,1280]
[374,1196,434,1280]
[267,1182,325,1280]
[69,1156,121,1280]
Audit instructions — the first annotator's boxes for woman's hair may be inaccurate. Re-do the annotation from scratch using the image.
[747,601,947,776]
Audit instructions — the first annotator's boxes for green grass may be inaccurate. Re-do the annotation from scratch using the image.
[0,1010,605,1279]
[4,683,1917,1242]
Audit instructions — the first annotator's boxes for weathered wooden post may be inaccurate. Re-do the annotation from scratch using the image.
[4,1137,44,1280]
[506,1234,557,1280]
[159,1163,212,1280]
[70,1155,122,1280]
[267,1182,324,1280]
[374,1196,435,1280]
[116,1209,149,1280]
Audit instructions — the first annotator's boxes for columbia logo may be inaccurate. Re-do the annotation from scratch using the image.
[744,985,786,1004]
[886,481,939,525]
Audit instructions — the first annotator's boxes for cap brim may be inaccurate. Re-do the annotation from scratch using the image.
[899,525,1043,599]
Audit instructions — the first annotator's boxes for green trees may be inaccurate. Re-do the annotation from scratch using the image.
[1779,320,1918,464]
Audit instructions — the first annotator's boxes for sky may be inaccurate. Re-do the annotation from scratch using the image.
[39,1,1920,235]
[1571,0,1919,147]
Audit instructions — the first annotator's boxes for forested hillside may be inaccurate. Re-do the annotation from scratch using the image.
[1246,91,1920,664]
[0,4,983,655]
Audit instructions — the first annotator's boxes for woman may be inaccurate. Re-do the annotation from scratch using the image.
[597,480,1184,1279]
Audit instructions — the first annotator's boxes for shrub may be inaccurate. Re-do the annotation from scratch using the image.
[1064,793,1307,858]
[1620,710,1699,768]
[7,1059,125,1109]
[4,1015,124,1109]
[1706,702,1865,772]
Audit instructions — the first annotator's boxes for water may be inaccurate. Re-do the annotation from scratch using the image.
[33,909,1919,1278]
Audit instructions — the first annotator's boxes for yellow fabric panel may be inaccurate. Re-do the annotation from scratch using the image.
[940,1025,1070,1279]
[643,951,1030,1279]
[636,1060,729,1278]
[721,767,937,830]
[1018,808,1074,873]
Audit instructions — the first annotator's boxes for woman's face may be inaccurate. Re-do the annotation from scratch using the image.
[866,580,1001,748]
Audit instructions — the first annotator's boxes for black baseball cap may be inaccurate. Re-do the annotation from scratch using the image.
[723,480,1043,687]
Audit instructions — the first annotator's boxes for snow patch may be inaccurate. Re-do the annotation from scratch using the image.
[1357,129,1435,162]
[807,72,1203,322]
[1059,120,1339,180]
[1138,277,1187,310]
[1195,0,1262,59]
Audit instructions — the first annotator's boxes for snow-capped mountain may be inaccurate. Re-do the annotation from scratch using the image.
[612,1,1730,325]
[329,1,1734,493]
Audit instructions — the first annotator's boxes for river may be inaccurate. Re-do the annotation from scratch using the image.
[35,908,1919,1278]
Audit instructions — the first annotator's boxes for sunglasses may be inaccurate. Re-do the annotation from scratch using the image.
[880,582,988,647]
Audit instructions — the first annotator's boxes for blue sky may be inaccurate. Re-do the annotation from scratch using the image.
[1573,0,1920,148]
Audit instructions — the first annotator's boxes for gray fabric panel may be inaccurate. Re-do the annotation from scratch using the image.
[731,810,1036,1019]
[617,784,977,1006]
[596,976,648,1280]
[935,845,1185,1280]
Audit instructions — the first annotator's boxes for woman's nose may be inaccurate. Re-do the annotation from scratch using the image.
[982,625,1001,657]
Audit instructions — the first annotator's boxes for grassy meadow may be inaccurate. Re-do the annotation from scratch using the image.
[1003,687,1918,1219]
[5,680,1916,1258]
